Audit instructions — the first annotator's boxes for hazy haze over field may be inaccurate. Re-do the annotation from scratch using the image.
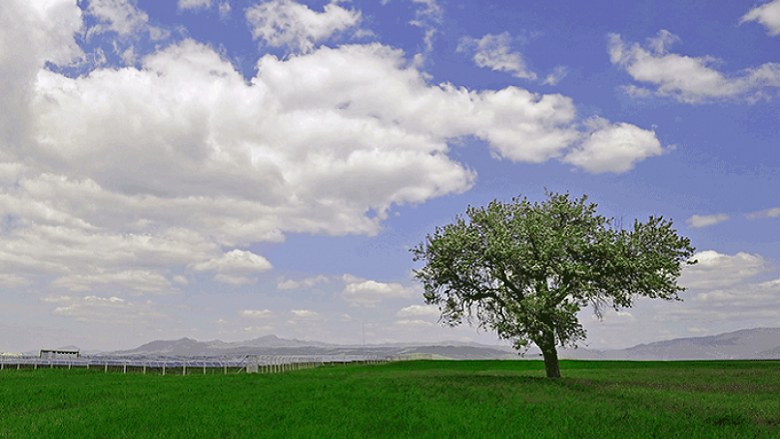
[1,0,778,352]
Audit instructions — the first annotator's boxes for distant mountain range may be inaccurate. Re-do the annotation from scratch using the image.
[60,327,780,361]
[584,327,780,360]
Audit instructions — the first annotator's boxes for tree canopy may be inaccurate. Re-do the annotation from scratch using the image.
[411,191,697,378]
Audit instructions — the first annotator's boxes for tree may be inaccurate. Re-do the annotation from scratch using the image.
[410,191,697,378]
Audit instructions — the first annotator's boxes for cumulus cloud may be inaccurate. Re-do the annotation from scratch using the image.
[686,213,729,228]
[51,270,175,294]
[213,274,255,285]
[0,0,84,154]
[396,304,440,317]
[457,33,537,80]
[85,0,151,37]
[740,0,780,36]
[746,207,780,219]
[0,0,671,311]
[651,250,780,325]
[179,0,211,11]
[678,250,774,290]
[277,275,330,290]
[562,116,667,173]
[291,309,320,318]
[240,309,274,318]
[654,275,780,323]
[609,30,780,103]
[0,221,219,279]
[246,0,362,53]
[42,295,167,324]
[394,319,433,327]
[341,274,416,307]
[190,249,273,274]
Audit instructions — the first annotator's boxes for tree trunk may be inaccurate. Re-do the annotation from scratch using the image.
[538,329,561,378]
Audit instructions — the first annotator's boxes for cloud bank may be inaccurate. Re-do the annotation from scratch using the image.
[740,0,780,36]
[609,30,780,103]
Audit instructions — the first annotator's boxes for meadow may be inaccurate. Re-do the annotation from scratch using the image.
[0,359,778,438]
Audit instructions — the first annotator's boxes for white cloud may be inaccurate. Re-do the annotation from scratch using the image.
[243,325,275,332]
[240,309,274,318]
[678,250,774,290]
[341,274,416,307]
[609,30,780,103]
[0,221,218,279]
[179,0,211,11]
[291,309,320,318]
[0,0,672,306]
[543,66,568,85]
[246,0,362,53]
[0,0,84,155]
[190,249,273,274]
[42,295,167,324]
[396,304,440,317]
[30,41,477,243]
[655,273,780,324]
[277,275,330,290]
[51,270,175,294]
[394,319,433,327]
[172,275,189,285]
[411,0,441,15]
[0,274,32,288]
[746,207,780,219]
[218,1,231,19]
[740,0,780,36]
[406,0,442,53]
[85,0,150,37]
[589,309,637,323]
[213,274,255,285]
[686,213,729,228]
[457,33,537,80]
[561,117,666,173]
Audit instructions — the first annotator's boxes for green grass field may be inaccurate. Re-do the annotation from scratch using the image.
[1,359,778,438]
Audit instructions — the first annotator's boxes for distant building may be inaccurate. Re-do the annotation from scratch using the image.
[39,349,80,359]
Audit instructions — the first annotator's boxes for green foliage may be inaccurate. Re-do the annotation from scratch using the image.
[0,360,777,438]
[411,191,697,376]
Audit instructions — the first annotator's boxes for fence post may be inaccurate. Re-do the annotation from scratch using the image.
[143,359,146,375]
[104,361,108,373]
[203,357,206,375]
[163,361,166,376]
[183,359,186,376]
[124,360,127,375]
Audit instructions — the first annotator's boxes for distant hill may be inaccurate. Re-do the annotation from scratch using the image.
[592,327,780,360]
[103,327,780,360]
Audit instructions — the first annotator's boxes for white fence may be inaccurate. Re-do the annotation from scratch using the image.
[0,353,433,375]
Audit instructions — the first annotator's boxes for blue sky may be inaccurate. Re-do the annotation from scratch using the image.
[1,0,779,352]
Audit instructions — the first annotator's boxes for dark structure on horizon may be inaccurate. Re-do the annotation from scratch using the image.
[39,349,80,359]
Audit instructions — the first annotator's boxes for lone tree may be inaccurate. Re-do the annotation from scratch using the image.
[411,191,696,378]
